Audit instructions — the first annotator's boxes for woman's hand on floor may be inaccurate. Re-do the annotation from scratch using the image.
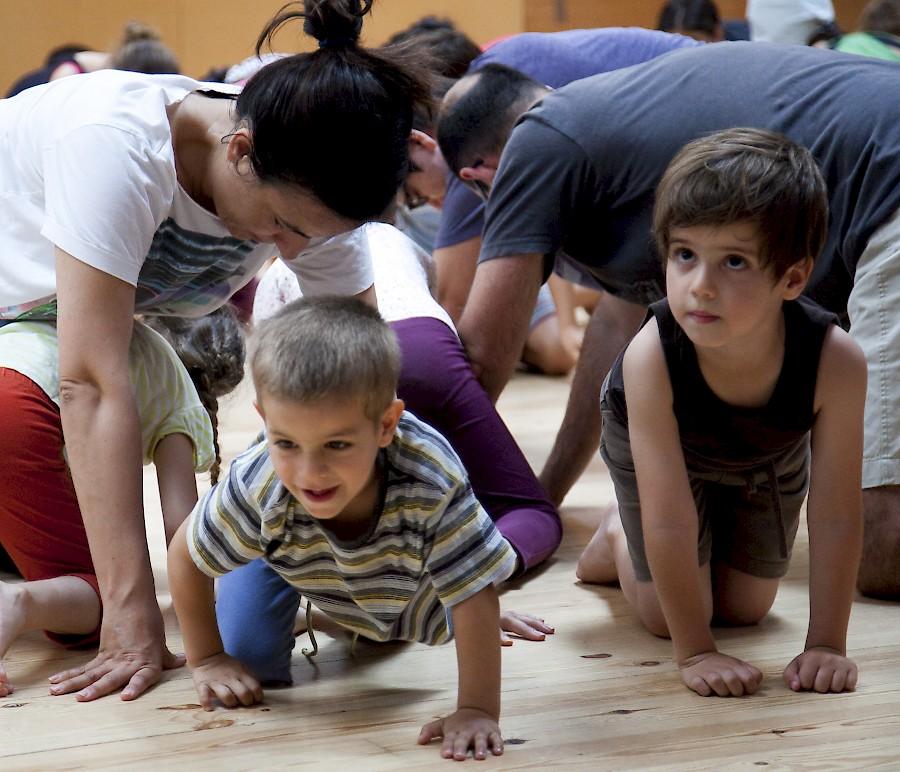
[48,601,184,701]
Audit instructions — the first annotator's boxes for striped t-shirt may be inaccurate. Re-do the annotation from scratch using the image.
[188,412,517,645]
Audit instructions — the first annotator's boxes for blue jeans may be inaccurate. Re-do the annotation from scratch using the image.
[216,559,299,684]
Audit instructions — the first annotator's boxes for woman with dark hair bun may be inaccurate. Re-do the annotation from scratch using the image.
[242,1,431,221]
[0,0,429,704]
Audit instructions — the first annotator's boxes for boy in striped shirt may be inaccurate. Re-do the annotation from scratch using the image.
[168,296,519,761]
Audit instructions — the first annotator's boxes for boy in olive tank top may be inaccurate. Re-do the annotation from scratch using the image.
[577,129,866,698]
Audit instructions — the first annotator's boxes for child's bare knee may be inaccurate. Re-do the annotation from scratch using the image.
[713,604,769,627]
[636,605,670,638]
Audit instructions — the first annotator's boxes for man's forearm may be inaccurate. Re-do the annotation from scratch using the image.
[539,294,646,505]
[457,254,545,402]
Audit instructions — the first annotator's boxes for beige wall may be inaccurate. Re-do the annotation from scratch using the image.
[524,0,867,31]
[0,0,874,94]
[0,0,522,91]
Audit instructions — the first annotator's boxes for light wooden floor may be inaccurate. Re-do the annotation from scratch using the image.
[3,372,900,770]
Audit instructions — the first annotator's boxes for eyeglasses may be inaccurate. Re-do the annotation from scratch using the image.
[461,159,491,202]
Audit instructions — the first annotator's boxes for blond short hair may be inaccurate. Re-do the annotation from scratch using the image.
[250,296,400,419]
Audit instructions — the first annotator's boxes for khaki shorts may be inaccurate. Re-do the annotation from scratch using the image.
[848,206,900,489]
[599,399,809,583]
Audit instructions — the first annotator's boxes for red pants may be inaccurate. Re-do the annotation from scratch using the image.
[0,367,100,646]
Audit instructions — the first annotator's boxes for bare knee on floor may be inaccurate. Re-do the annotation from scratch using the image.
[712,564,779,626]
[857,486,900,598]
[522,317,576,376]
[633,583,671,638]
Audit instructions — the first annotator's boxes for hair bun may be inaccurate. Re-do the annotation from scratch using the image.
[257,2,374,55]
[304,0,370,47]
[121,20,162,44]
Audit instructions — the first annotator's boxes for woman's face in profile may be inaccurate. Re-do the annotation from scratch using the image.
[216,163,358,259]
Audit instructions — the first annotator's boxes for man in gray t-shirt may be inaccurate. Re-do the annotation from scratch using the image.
[437,41,900,598]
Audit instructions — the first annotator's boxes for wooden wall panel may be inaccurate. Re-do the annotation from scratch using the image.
[523,0,870,34]
[0,0,523,93]
[0,0,879,95]
[0,0,179,92]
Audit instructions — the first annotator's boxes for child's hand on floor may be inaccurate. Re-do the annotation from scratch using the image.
[679,651,763,697]
[500,609,555,645]
[190,652,263,711]
[783,646,858,693]
[418,707,503,761]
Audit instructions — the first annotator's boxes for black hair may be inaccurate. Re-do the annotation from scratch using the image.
[807,19,843,45]
[653,128,829,279]
[383,15,481,79]
[44,44,91,69]
[436,63,546,175]
[146,307,246,485]
[658,0,721,35]
[235,1,432,223]
[199,65,230,83]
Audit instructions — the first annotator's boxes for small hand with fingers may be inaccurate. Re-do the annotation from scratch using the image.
[418,707,503,761]
[679,650,763,697]
[783,646,857,693]
[190,652,263,711]
[500,609,555,646]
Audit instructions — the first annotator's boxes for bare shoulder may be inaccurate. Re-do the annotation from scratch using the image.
[623,317,670,402]
[814,325,867,412]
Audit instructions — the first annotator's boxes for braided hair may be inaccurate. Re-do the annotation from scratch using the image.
[146,307,245,484]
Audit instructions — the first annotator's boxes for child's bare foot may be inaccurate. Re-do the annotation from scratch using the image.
[0,581,28,696]
[576,503,623,584]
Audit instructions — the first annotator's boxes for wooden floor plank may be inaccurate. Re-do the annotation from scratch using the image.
[3,372,899,770]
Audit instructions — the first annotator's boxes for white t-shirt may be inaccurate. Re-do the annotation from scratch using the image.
[253,223,455,330]
[747,0,835,43]
[0,320,214,468]
[0,70,372,320]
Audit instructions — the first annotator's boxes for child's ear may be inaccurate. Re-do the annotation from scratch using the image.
[253,399,265,420]
[378,398,404,447]
[782,256,814,300]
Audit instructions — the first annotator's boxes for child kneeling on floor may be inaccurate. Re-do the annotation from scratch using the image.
[576,128,866,698]
[169,296,518,761]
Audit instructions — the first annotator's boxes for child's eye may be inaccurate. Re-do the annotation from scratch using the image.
[326,441,351,451]
[725,255,747,269]
[273,439,297,450]
[671,247,694,263]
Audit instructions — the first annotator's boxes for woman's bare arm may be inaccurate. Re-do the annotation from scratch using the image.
[49,248,182,701]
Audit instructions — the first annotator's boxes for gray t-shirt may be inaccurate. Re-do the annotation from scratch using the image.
[434,28,701,252]
[481,41,900,311]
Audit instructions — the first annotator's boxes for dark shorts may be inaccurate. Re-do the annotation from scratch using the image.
[599,395,809,583]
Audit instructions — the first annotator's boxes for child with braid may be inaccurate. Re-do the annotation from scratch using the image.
[0,307,244,696]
